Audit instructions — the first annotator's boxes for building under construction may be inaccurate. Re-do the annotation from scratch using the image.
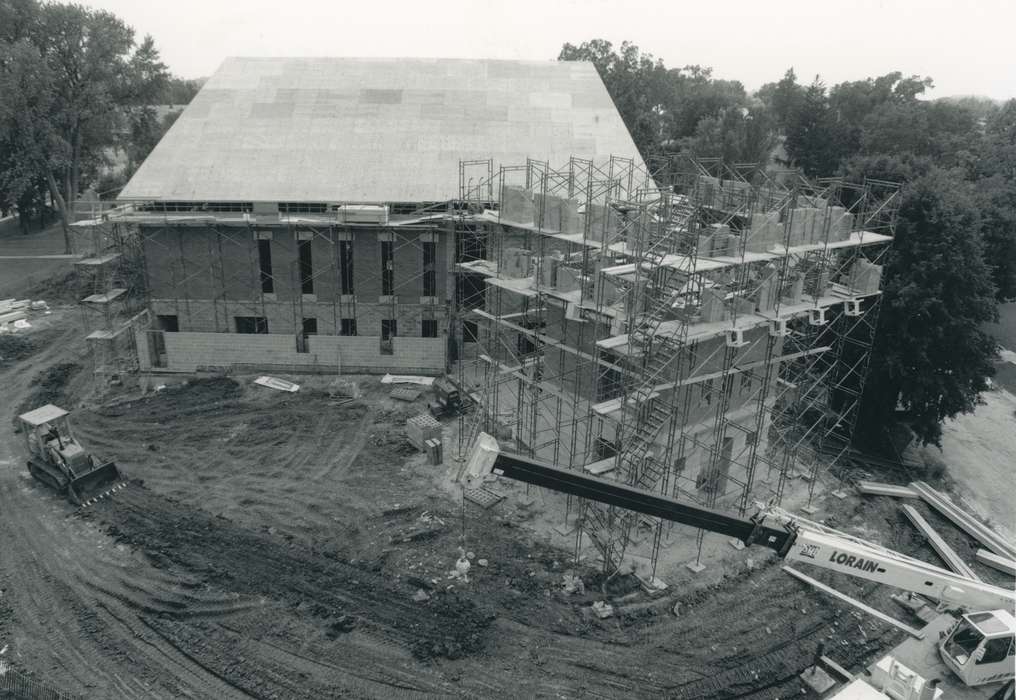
[451,157,899,575]
[71,56,900,576]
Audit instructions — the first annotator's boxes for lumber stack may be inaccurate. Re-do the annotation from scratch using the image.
[910,481,1016,561]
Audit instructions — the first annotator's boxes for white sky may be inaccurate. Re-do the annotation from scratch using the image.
[87,0,1014,100]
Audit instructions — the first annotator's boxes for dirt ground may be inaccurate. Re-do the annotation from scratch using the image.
[1,310,1013,699]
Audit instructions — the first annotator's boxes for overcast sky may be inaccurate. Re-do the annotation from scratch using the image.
[87,0,1014,100]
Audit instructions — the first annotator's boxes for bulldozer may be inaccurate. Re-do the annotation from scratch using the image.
[17,404,126,505]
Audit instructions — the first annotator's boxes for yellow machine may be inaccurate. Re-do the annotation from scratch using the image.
[17,404,125,505]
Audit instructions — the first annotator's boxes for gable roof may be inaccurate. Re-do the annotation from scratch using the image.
[119,57,644,204]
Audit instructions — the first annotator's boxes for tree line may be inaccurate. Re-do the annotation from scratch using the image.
[0,0,201,247]
[559,40,1015,448]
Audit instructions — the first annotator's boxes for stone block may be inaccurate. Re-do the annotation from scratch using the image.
[502,186,534,224]
[585,203,617,243]
[501,247,532,279]
[701,287,726,322]
[556,266,581,293]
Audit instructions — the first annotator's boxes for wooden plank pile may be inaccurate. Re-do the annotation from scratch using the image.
[0,298,31,325]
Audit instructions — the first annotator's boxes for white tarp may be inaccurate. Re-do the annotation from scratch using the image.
[254,376,300,393]
[380,374,435,386]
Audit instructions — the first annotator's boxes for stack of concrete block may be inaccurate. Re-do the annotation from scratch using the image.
[559,198,583,234]
[595,271,621,306]
[406,413,442,452]
[782,273,805,305]
[724,180,752,209]
[789,208,820,247]
[425,437,443,465]
[847,260,883,295]
[700,287,727,322]
[556,265,582,293]
[501,248,533,279]
[827,206,854,241]
[733,296,755,316]
[502,186,535,224]
[754,270,778,313]
[749,212,783,252]
[537,253,562,288]
[585,203,618,243]
[698,175,721,207]
[534,193,578,232]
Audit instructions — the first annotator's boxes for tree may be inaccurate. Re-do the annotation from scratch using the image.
[680,105,776,165]
[782,78,852,177]
[852,161,999,446]
[0,1,167,252]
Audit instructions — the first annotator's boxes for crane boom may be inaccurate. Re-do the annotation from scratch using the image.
[465,434,1016,614]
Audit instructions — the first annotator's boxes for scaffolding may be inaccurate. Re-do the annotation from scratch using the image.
[451,155,900,576]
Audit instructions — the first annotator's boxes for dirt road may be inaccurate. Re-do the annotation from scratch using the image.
[4,312,1006,699]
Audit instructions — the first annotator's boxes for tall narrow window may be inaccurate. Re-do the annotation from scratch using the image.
[423,241,436,297]
[340,318,357,336]
[381,319,397,340]
[339,241,354,294]
[422,319,438,338]
[381,241,394,296]
[257,239,274,294]
[298,239,314,294]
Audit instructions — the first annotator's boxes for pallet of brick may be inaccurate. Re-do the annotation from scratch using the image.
[406,413,442,452]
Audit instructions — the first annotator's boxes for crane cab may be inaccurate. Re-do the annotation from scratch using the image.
[939,610,1015,687]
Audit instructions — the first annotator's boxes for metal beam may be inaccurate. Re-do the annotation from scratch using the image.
[489,450,794,552]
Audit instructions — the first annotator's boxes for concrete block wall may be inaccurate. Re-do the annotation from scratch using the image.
[146,330,445,374]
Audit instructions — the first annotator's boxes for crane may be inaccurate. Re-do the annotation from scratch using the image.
[464,433,1016,691]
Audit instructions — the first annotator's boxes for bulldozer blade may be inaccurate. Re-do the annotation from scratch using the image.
[68,461,125,506]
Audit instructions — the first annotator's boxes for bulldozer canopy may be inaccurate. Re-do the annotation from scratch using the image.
[19,404,68,427]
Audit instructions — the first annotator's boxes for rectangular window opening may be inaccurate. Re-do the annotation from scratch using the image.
[423,241,436,297]
[422,319,438,338]
[380,319,397,355]
[298,239,314,294]
[156,314,179,332]
[340,318,357,336]
[339,240,354,294]
[381,241,394,296]
[235,316,268,334]
[257,239,274,294]
[302,318,318,335]
[463,320,478,343]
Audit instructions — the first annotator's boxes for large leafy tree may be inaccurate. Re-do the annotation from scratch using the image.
[0,1,167,252]
[849,159,999,446]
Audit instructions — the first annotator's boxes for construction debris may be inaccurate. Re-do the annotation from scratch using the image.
[591,601,614,619]
[855,481,919,499]
[254,376,300,393]
[975,549,1016,576]
[910,481,1016,560]
[899,504,980,580]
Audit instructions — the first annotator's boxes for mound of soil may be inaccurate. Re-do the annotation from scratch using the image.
[12,362,82,425]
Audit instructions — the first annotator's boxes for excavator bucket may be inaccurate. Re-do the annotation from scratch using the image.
[67,460,126,505]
